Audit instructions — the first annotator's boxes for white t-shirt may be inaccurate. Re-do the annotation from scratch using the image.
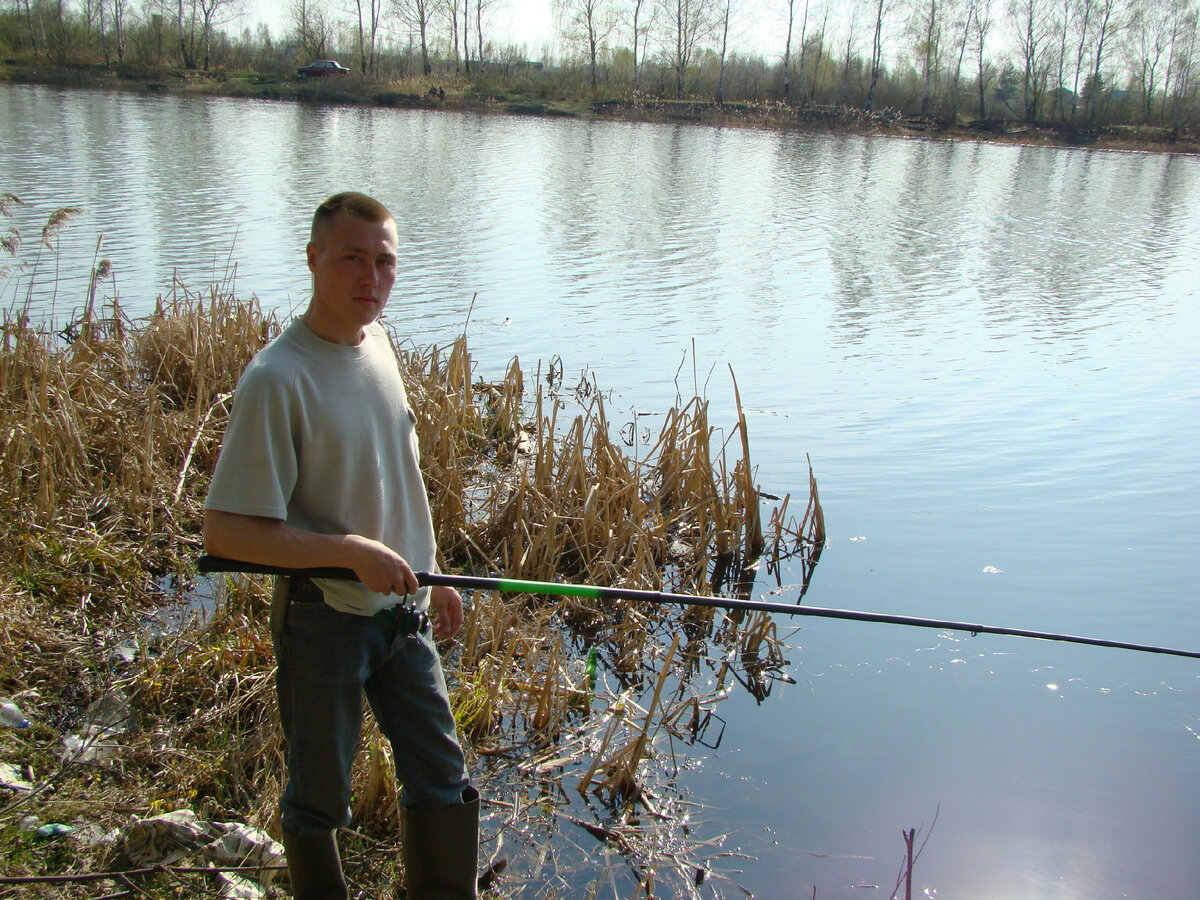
[205,318,436,615]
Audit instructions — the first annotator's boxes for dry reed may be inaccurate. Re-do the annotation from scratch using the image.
[0,232,823,897]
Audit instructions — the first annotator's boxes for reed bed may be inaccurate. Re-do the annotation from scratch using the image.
[0,253,823,898]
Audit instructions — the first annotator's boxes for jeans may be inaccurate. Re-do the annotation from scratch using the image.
[273,583,471,835]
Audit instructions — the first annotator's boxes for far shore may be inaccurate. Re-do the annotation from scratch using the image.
[6,62,1200,156]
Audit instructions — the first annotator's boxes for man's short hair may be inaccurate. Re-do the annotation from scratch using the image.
[310,192,393,243]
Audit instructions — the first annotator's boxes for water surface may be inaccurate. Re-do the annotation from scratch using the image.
[3,84,1199,898]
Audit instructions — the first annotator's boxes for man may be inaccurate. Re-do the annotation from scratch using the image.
[203,192,478,900]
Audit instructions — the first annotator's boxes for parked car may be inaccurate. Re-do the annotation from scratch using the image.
[297,60,350,78]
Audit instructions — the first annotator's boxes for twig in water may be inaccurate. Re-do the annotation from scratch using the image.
[889,804,940,900]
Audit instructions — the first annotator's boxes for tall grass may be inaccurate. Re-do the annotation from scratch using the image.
[0,222,823,897]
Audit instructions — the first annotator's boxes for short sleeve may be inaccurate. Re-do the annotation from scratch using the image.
[204,362,298,521]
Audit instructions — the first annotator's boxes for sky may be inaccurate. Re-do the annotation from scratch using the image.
[241,0,797,62]
[244,0,563,56]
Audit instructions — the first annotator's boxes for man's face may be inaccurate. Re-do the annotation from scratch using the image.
[304,211,399,345]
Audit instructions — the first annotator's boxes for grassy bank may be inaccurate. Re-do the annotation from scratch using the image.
[0,240,824,897]
[5,62,1198,155]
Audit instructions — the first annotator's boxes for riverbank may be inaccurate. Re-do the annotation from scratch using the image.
[5,62,1198,155]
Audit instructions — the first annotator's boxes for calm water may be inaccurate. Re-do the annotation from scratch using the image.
[4,84,1199,898]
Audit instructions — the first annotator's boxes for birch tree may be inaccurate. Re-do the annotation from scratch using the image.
[1164,2,1198,123]
[660,0,710,98]
[948,0,976,115]
[394,0,436,73]
[1009,0,1051,120]
[715,0,734,102]
[627,0,655,87]
[350,0,384,75]
[1086,0,1116,122]
[291,0,335,59]
[441,0,461,69]
[1127,0,1171,120]
[1067,0,1095,118]
[781,0,799,102]
[803,5,831,101]
[908,0,948,113]
[972,0,993,116]
[177,0,244,69]
[557,0,617,87]
[864,0,889,109]
[1162,0,1199,123]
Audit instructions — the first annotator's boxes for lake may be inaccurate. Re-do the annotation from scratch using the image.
[3,83,1199,898]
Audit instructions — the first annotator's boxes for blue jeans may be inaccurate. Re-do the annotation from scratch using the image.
[273,588,471,835]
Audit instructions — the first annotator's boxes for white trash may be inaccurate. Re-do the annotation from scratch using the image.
[119,810,284,884]
[0,700,30,728]
[217,871,266,899]
[0,762,33,792]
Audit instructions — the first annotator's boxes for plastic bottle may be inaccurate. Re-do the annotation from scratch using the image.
[0,700,31,729]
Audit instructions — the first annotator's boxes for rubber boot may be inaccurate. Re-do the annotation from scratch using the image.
[281,829,349,900]
[400,788,480,899]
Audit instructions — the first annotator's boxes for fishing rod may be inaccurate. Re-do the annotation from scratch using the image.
[197,555,1200,660]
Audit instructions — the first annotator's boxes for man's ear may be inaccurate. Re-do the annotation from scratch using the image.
[306,242,318,273]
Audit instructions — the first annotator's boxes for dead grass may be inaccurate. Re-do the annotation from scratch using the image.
[0,205,823,898]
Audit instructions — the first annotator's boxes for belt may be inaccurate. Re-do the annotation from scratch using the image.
[289,575,430,635]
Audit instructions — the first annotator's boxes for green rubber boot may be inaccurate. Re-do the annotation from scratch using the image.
[281,829,349,900]
[400,788,480,899]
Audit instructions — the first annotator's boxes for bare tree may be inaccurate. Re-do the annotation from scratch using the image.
[440,0,461,69]
[1049,0,1070,119]
[557,0,616,86]
[1009,0,1051,121]
[627,0,656,87]
[908,0,948,113]
[475,0,486,63]
[1164,1,1198,123]
[350,0,384,75]
[715,0,736,101]
[291,0,336,59]
[1162,0,1199,122]
[948,0,976,115]
[461,0,470,71]
[658,0,712,98]
[803,4,831,101]
[864,0,889,109]
[840,11,862,103]
[177,0,238,69]
[971,0,993,116]
[781,0,799,102]
[17,0,39,56]
[1127,0,1171,121]
[394,0,436,73]
[1086,0,1116,121]
[1067,0,1095,119]
[110,0,129,62]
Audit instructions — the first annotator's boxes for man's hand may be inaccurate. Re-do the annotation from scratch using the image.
[345,535,419,596]
[429,585,464,641]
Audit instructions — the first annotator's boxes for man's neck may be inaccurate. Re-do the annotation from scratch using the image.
[302,307,366,346]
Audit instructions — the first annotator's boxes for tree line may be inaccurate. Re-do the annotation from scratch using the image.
[2,0,1197,128]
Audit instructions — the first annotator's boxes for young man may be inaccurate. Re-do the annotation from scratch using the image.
[203,192,478,900]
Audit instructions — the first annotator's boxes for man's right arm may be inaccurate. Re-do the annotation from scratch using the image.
[203,509,419,596]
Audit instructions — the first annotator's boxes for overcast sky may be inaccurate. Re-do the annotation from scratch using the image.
[242,0,801,62]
